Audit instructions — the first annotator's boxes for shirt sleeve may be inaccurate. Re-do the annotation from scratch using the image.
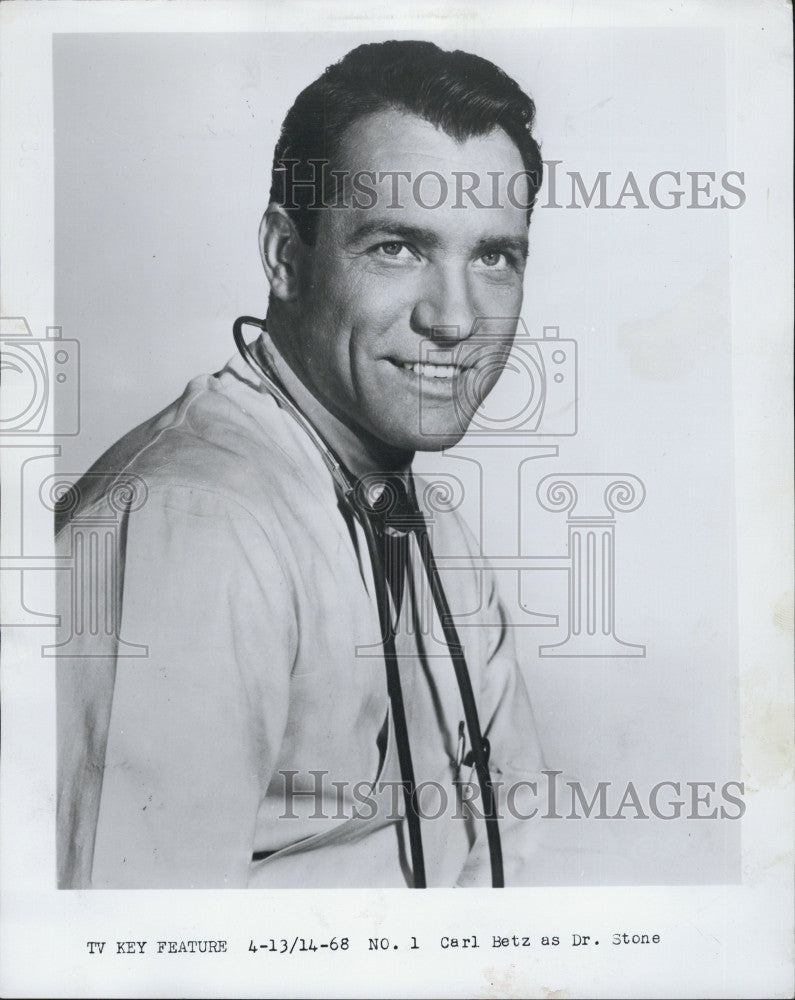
[58,485,297,889]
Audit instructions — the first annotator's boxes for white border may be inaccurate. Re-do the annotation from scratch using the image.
[1,2,792,998]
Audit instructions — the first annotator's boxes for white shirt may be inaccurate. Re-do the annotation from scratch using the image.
[56,341,545,888]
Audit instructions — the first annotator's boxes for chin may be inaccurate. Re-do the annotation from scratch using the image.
[415,428,469,452]
[381,423,471,454]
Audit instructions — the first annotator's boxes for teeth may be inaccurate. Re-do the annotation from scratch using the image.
[403,362,458,379]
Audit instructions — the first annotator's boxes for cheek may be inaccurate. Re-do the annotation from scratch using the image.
[476,278,524,314]
[300,271,359,356]
[347,276,414,345]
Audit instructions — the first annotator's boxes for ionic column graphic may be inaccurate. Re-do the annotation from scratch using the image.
[436,446,560,627]
[536,474,646,657]
[42,474,149,657]
[354,473,465,659]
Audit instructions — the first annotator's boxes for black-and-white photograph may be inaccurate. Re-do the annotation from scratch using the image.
[0,2,791,998]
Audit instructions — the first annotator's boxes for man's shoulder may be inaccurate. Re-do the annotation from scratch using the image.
[56,363,330,534]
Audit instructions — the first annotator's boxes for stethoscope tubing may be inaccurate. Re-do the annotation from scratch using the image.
[232,315,503,888]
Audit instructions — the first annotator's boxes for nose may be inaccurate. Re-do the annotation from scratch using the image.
[410,264,476,343]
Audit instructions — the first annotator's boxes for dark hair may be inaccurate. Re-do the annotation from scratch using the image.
[269,40,543,244]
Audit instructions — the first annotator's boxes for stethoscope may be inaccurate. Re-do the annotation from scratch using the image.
[233,316,504,888]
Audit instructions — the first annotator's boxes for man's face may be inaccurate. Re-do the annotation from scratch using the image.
[283,109,531,452]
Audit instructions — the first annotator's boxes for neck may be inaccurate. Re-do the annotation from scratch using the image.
[259,322,413,481]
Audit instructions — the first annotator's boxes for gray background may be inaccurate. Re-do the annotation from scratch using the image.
[54,29,739,883]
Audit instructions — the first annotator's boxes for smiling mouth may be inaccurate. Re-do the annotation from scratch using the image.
[397,361,463,380]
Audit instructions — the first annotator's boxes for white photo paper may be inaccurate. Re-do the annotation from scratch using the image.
[1,1,792,997]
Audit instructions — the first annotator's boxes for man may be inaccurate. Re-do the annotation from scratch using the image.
[56,39,546,888]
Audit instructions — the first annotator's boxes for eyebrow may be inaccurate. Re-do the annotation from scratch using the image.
[347,220,442,248]
[475,234,529,260]
[346,219,529,258]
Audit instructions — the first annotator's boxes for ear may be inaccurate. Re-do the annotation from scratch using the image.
[259,204,301,302]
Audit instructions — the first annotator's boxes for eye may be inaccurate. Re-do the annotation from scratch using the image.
[379,241,407,257]
[480,250,507,268]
